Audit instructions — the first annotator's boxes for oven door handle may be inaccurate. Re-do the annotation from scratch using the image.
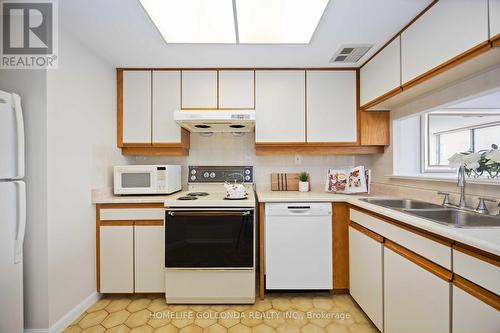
[167,211,252,217]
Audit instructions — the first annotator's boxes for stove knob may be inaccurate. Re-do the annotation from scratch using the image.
[191,169,196,175]
[190,175,196,181]
[203,172,209,178]
[245,175,251,181]
[210,172,216,178]
[245,169,251,175]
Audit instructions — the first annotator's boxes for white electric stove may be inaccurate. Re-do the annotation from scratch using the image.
[164,166,256,304]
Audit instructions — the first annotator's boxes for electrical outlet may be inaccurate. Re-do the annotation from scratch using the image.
[294,154,302,165]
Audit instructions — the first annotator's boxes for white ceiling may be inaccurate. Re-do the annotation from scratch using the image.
[60,0,432,68]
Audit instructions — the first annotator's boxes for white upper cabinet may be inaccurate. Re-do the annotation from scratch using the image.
[491,0,500,40]
[152,71,181,143]
[306,71,357,143]
[219,70,255,109]
[255,71,306,143]
[360,37,401,105]
[401,0,489,84]
[122,71,151,143]
[181,70,218,109]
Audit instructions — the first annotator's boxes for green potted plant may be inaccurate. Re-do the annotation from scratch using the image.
[299,171,310,192]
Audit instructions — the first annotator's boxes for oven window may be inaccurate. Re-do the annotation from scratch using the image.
[121,173,151,188]
[165,210,254,268]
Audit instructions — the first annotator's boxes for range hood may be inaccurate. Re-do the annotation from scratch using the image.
[174,110,255,133]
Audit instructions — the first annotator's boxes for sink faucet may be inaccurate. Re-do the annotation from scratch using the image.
[457,165,467,209]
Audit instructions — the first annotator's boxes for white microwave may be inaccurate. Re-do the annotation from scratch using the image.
[114,165,182,195]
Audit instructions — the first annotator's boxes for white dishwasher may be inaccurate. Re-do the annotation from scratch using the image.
[265,203,332,289]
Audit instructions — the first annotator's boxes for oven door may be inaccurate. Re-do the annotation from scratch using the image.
[165,208,254,268]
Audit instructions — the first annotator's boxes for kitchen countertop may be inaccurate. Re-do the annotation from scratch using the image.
[92,189,500,256]
[92,189,174,204]
[257,191,500,257]
[256,190,367,202]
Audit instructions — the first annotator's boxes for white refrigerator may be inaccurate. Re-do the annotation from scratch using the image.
[0,90,26,333]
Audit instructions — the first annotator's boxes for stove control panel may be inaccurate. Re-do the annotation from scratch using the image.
[188,166,254,183]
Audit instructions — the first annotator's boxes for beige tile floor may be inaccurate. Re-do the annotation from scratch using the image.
[63,293,379,333]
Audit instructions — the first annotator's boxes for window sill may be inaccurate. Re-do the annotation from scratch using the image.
[387,174,500,186]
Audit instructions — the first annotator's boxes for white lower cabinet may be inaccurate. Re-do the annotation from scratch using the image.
[134,225,165,292]
[348,225,383,331]
[384,246,450,333]
[452,284,500,333]
[99,221,165,293]
[100,225,134,293]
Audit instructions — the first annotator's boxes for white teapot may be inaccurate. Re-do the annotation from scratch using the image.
[224,181,247,199]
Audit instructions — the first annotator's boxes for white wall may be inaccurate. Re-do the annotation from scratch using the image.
[365,66,500,207]
[46,30,127,326]
[0,70,50,329]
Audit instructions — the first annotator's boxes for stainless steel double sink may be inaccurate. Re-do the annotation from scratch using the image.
[360,198,500,228]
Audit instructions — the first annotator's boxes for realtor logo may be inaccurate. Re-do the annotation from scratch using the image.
[1,0,58,69]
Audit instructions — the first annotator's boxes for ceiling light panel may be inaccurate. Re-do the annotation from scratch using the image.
[236,0,329,44]
[139,0,236,43]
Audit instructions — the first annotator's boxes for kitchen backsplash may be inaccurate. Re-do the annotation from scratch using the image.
[104,133,359,191]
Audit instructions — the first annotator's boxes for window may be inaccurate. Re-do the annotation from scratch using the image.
[423,111,500,171]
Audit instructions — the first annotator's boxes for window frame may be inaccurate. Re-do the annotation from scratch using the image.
[421,113,500,173]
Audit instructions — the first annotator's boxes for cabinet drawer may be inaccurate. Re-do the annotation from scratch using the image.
[100,208,164,221]
[350,209,451,269]
[453,246,500,295]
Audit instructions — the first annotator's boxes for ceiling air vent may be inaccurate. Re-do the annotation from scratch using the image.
[330,44,373,63]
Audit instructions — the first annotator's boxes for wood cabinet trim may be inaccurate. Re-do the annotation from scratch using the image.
[121,147,189,156]
[255,145,384,155]
[355,68,361,145]
[359,111,390,146]
[385,240,452,282]
[454,275,500,311]
[350,206,453,247]
[349,221,384,243]
[100,221,135,226]
[96,206,101,292]
[333,202,350,290]
[256,142,359,147]
[117,69,124,147]
[360,87,402,111]
[118,67,360,71]
[97,203,164,209]
[453,243,500,267]
[259,202,265,300]
[134,220,164,226]
[492,33,500,47]
[401,41,492,90]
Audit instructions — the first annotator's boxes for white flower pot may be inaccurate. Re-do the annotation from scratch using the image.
[299,181,309,192]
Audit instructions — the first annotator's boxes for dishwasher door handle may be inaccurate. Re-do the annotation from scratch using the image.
[287,209,312,215]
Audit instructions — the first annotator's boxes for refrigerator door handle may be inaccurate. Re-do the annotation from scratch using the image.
[12,94,25,179]
[14,181,26,264]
